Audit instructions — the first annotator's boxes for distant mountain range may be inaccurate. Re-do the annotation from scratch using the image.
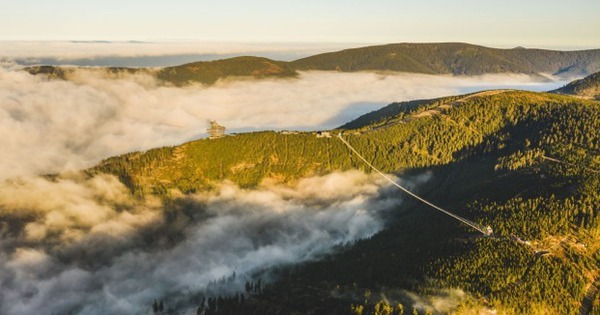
[291,42,600,76]
[26,43,600,85]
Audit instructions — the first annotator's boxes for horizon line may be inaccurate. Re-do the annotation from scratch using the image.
[1,40,599,52]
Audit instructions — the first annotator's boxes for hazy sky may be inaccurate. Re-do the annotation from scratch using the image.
[2,0,599,49]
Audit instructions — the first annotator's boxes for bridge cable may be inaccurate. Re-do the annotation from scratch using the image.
[337,133,493,236]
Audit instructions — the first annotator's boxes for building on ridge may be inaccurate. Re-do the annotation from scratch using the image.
[208,120,226,139]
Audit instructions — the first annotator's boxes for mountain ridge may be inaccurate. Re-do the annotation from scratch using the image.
[291,42,600,76]
[552,71,600,99]
[90,89,599,195]
[25,42,600,85]
[86,88,600,314]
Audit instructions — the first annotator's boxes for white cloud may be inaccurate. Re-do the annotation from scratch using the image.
[0,171,411,314]
[0,66,565,180]
[0,41,354,62]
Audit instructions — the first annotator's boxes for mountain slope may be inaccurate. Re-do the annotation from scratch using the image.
[340,89,516,130]
[345,73,600,133]
[157,56,298,86]
[92,90,599,197]
[552,71,600,99]
[291,42,600,77]
[89,90,600,314]
[25,56,298,86]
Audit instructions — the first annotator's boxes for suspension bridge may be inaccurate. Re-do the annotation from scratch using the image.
[336,133,494,236]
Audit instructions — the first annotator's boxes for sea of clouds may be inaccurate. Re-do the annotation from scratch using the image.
[0,63,567,180]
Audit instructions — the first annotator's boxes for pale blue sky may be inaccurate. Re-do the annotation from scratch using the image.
[2,0,599,49]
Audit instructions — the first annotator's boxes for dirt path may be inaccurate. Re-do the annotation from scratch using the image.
[366,89,513,132]
[580,275,600,315]
[413,89,512,118]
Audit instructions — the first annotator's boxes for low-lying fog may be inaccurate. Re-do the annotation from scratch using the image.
[0,171,413,314]
[0,63,568,179]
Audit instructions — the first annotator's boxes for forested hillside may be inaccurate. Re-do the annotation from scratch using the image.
[156,56,298,86]
[91,90,600,314]
[92,91,598,196]
[553,71,600,100]
[291,43,600,77]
